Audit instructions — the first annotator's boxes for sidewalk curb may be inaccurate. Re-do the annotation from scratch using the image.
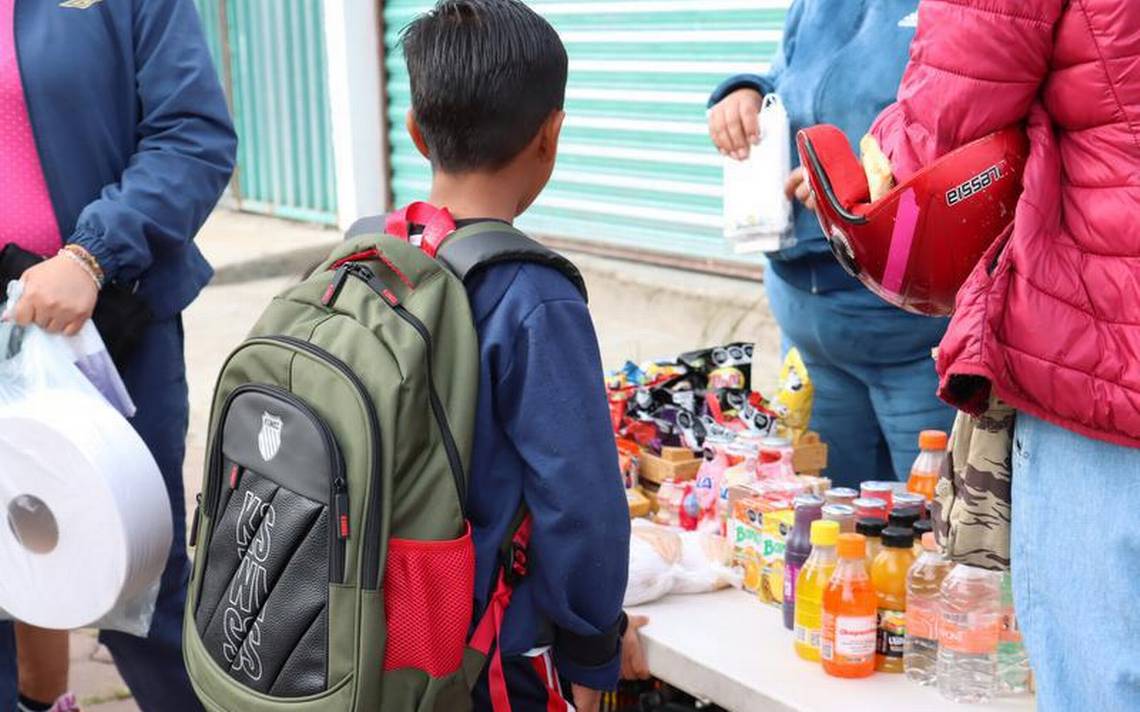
[209,240,339,286]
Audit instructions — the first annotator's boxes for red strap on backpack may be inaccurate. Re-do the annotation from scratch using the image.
[468,514,533,712]
[385,202,457,258]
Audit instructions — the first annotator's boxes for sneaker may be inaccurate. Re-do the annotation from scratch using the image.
[49,693,81,712]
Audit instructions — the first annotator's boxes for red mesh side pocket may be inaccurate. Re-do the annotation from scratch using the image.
[382,523,475,676]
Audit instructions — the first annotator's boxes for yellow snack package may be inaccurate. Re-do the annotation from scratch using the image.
[774,347,814,437]
[860,134,896,202]
[759,510,795,606]
[730,496,766,593]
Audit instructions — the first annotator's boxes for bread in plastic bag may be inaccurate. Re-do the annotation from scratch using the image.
[722,93,794,254]
[0,281,166,637]
[624,521,739,606]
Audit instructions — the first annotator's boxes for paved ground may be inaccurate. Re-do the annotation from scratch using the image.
[65,210,774,710]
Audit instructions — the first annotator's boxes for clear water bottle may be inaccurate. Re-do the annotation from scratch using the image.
[937,564,1001,704]
[904,533,952,685]
[998,572,1031,694]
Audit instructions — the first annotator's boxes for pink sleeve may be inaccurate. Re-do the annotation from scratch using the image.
[871,0,1063,181]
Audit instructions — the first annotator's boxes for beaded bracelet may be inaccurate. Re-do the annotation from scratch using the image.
[59,245,105,290]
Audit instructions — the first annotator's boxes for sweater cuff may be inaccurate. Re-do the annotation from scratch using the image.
[708,73,773,108]
[553,613,625,690]
[69,227,120,283]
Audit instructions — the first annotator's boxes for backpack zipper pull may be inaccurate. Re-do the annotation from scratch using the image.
[334,478,350,540]
[189,492,202,547]
[322,264,351,306]
[345,263,401,306]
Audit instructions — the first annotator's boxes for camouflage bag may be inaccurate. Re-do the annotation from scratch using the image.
[932,396,1015,572]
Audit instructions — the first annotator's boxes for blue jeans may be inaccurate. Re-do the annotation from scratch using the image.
[766,268,953,487]
[0,319,201,712]
[1012,413,1140,711]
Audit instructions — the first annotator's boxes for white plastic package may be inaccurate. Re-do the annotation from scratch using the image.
[624,521,739,607]
[0,283,170,636]
[722,93,795,254]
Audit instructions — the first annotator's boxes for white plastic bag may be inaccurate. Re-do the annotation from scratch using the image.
[624,521,739,606]
[722,93,795,254]
[0,282,168,637]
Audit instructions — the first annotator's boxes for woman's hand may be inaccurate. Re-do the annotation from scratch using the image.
[8,254,99,335]
[785,167,818,212]
[709,88,763,160]
[621,615,651,680]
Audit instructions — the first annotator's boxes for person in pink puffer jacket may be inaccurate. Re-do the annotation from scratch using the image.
[870,0,1140,708]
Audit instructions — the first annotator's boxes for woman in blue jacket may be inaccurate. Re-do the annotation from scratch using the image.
[708,0,953,487]
[0,1,235,710]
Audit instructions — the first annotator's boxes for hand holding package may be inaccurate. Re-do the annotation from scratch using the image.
[723,94,794,254]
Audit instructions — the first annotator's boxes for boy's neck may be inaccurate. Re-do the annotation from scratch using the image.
[429,170,520,224]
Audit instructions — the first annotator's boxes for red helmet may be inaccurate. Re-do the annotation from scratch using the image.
[796,125,1029,316]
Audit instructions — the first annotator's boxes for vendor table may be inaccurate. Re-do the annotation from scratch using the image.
[630,589,1036,712]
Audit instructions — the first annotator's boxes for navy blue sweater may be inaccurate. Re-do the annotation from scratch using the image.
[464,254,630,690]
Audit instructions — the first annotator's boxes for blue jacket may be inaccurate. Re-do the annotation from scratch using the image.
[709,0,918,293]
[465,257,630,690]
[14,0,236,318]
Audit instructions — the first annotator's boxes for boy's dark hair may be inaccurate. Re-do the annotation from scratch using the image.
[401,0,568,173]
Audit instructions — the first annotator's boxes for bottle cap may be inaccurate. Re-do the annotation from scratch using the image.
[914,519,933,538]
[922,532,939,551]
[882,526,914,548]
[836,533,867,559]
[888,507,921,529]
[855,518,886,538]
[919,430,949,451]
[793,494,824,511]
[810,519,840,546]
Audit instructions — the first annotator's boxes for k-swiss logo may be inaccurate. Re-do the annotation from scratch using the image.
[59,0,104,8]
[258,412,283,462]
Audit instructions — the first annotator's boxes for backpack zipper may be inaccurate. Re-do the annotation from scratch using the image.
[335,263,468,514]
[256,335,386,590]
[203,383,350,584]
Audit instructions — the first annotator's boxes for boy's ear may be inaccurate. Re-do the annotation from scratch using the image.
[536,110,566,165]
[406,110,431,160]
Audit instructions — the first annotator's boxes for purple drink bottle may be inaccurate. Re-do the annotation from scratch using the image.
[784,494,824,629]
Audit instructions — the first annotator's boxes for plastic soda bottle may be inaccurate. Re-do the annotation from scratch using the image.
[998,572,1030,694]
[905,533,952,685]
[784,494,824,630]
[793,520,840,662]
[821,533,877,678]
[855,518,886,573]
[938,563,1001,703]
[907,430,948,502]
[872,527,916,672]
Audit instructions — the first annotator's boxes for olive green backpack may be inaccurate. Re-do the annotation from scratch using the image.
[183,203,585,711]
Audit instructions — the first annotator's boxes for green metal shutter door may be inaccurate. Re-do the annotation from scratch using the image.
[193,0,338,225]
[383,0,790,263]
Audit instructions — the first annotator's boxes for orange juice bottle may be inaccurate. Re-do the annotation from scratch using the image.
[821,534,877,678]
[907,430,948,502]
[793,520,840,662]
[872,527,916,672]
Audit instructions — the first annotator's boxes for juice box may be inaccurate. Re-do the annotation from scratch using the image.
[730,495,766,593]
[759,510,795,607]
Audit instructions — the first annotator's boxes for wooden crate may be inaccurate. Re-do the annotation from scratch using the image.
[639,449,701,484]
[626,488,652,518]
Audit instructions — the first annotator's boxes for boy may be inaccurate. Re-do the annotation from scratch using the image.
[400,2,631,711]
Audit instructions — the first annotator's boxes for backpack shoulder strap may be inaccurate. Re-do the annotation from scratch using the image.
[437,222,589,302]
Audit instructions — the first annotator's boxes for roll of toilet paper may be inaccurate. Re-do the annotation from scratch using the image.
[0,389,172,629]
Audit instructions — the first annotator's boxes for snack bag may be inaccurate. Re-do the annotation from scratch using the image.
[861,134,896,202]
[774,348,814,437]
[759,510,795,606]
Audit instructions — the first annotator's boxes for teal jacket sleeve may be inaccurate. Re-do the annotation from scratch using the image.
[497,298,631,690]
[708,0,805,106]
[70,0,236,282]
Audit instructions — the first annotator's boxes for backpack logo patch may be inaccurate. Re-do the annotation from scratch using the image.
[258,412,283,462]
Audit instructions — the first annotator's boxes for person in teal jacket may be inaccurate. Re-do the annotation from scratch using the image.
[708,0,953,487]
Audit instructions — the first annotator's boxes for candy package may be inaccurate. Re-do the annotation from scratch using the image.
[773,347,814,439]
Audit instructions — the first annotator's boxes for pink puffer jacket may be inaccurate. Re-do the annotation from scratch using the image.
[871,0,1140,448]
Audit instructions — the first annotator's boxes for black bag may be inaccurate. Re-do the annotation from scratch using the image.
[0,243,152,369]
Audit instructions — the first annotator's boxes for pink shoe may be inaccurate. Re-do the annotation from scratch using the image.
[49,693,81,712]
